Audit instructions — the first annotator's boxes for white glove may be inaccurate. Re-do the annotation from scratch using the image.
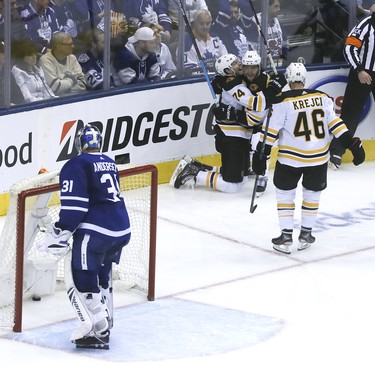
[36,223,71,257]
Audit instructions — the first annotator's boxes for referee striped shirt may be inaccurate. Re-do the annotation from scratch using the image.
[344,13,375,72]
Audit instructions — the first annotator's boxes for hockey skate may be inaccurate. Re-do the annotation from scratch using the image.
[272,230,293,254]
[74,331,110,350]
[256,176,268,197]
[178,155,212,172]
[174,163,200,188]
[169,156,190,186]
[328,154,342,170]
[297,227,315,251]
[190,158,213,172]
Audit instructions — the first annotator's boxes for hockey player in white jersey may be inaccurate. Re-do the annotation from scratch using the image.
[171,51,286,193]
[252,62,365,254]
[37,124,131,349]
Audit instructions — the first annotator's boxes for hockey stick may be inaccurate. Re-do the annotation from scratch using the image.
[248,0,276,213]
[174,0,219,105]
[248,0,277,74]
[249,113,271,213]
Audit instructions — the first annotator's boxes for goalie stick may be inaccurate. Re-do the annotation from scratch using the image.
[174,0,219,105]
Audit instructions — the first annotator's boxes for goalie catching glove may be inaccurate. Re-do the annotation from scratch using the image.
[36,223,71,257]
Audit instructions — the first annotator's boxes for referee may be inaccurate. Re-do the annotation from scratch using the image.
[330,12,375,168]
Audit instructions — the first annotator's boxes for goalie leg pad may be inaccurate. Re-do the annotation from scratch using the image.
[68,289,109,341]
[65,252,109,341]
[100,279,113,329]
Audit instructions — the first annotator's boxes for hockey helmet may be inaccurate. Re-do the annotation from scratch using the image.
[75,124,102,153]
[241,50,261,66]
[285,62,307,84]
[215,54,239,76]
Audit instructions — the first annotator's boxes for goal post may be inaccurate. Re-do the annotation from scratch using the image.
[0,165,158,333]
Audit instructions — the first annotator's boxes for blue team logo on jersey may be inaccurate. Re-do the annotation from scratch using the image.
[308,75,371,125]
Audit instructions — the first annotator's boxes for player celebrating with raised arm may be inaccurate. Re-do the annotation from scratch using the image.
[37,124,131,349]
[252,63,365,254]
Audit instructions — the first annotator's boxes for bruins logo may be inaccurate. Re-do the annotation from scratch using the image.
[249,83,259,92]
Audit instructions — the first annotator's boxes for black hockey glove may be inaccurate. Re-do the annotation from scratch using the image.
[348,137,365,166]
[212,103,236,121]
[251,123,263,134]
[235,109,247,126]
[252,150,267,176]
[262,74,287,104]
[268,73,287,94]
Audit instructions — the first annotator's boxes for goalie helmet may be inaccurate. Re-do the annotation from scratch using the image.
[215,54,239,76]
[75,124,102,153]
[241,50,261,66]
[285,62,307,84]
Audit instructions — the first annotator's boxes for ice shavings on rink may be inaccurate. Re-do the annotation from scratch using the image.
[4,298,284,362]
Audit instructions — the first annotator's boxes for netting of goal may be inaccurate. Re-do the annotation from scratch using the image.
[0,165,157,332]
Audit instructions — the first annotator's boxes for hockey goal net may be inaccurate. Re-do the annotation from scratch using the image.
[0,164,157,332]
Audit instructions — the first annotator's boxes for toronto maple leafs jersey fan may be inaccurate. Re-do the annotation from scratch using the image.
[55,125,130,240]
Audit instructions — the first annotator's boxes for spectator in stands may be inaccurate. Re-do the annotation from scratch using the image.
[341,0,374,21]
[78,1,128,55]
[78,29,114,90]
[211,1,251,59]
[297,0,349,64]
[119,0,172,44]
[11,39,56,103]
[19,0,60,54]
[168,0,208,25]
[180,8,228,73]
[251,0,288,67]
[149,23,176,79]
[206,0,253,22]
[167,0,208,43]
[0,0,29,43]
[39,31,86,96]
[50,1,90,40]
[74,0,120,35]
[111,26,161,85]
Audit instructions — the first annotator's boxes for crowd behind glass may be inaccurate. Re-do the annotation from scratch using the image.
[0,0,372,109]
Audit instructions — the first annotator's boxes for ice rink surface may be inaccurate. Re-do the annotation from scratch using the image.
[0,161,374,366]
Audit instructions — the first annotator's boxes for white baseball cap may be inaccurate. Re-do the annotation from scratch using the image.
[128,27,155,43]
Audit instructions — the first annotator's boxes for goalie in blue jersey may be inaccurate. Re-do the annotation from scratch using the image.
[37,124,131,349]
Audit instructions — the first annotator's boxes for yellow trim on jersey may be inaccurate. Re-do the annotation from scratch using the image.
[218,124,252,139]
[278,142,330,155]
[278,153,328,164]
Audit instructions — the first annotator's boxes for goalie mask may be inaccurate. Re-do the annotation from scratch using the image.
[215,54,239,76]
[285,62,307,84]
[75,124,102,153]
